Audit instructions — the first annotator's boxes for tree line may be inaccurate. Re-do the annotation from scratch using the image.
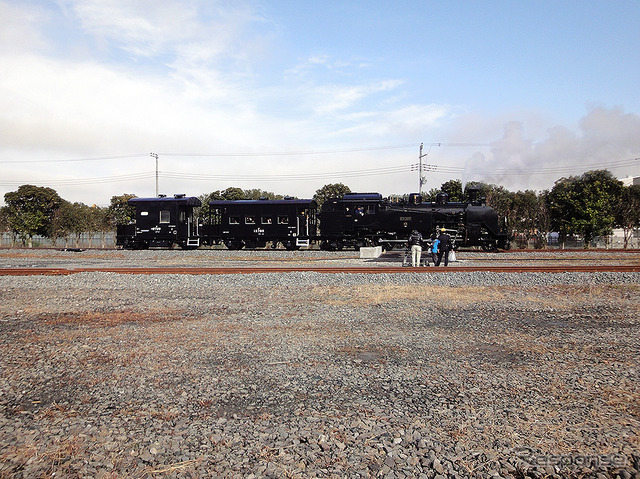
[1,169,639,248]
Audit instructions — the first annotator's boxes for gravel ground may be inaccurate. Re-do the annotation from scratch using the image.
[0,249,639,478]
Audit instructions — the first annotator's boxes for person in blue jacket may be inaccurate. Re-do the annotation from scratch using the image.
[430,237,440,266]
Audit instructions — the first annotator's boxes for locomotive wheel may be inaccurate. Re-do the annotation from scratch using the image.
[482,242,498,252]
[225,240,244,250]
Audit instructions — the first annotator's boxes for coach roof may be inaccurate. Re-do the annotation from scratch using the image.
[209,199,316,207]
[128,195,202,206]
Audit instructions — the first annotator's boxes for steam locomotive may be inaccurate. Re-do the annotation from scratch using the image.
[116,189,510,251]
[318,190,510,251]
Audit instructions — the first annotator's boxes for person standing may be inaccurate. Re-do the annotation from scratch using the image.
[430,237,440,266]
[408,230,423,267]
[436,228,452,266]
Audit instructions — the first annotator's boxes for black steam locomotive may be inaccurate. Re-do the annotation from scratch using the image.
[116,189,510,251]
[318,190,509,251]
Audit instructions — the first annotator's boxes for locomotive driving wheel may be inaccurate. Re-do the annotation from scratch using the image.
[481,241,498,252]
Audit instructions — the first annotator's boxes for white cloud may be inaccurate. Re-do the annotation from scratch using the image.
[0,1,48,54]
[310,79,404,115]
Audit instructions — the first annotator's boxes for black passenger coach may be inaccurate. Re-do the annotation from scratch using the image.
[202,198,317,250]
[116,189,509,251]
[116,195,201,249]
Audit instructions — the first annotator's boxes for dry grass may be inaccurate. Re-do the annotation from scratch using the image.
[312,284,509,307]
[41,310,200,327]
[312,283,640,310]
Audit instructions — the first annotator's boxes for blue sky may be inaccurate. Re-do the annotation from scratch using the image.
[1,0,639,206]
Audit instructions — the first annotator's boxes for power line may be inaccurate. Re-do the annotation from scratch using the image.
[0,145,417,164]
[0,154,148,164]
[161,164,413,182]
[158,144,417,157]
[0,172,154,187]
[1,156,637,188]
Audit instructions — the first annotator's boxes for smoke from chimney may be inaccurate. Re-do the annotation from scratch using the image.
[462,106,640,192]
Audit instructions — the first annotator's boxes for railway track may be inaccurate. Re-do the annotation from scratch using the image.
[1,265,639,276]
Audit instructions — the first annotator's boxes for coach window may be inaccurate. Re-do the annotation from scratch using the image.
[277,216,289,225]
[179,211,186,222]
[211,209,222,225]
[159,210,170,224]
[229,216,240,225]
[261,216,272,224]
[245,216,256,224]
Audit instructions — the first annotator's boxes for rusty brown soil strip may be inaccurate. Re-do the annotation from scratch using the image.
[1,265,640,275]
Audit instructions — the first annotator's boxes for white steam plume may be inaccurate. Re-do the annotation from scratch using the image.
[462,106,640,192]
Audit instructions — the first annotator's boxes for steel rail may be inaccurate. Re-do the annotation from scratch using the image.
[1,265,640,276]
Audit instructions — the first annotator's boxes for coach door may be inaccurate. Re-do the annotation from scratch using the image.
[296,208,313,246]
[179,206,199,247]
[297,209,308,236]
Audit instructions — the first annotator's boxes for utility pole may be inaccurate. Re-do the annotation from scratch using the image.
[418,143,426,194]
[417,143,439,194]
[150,152,159,197]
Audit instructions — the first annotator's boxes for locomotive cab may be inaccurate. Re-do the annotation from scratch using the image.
[319,193,384,249]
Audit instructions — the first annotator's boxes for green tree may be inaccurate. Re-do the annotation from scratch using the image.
[422,188,439,202]
[617,184,640,249]
[48,200,73,246]
[85,205,111,248]
[243,189,284,200]
[484,185,515,226]
[107,194,136,227]
[3,185,63,247]
[0,206,12,246]
[313,183,351,206]
[67,202,93,248]
[511,190,548,248]
[0,207,8,232]
[221,187,245,200]
[546,169,623,247]
[440,179,463,202]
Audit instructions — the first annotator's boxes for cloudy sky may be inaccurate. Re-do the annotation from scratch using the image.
[1,0,639,206]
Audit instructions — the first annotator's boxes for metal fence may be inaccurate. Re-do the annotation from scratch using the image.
[1,232,117,249]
